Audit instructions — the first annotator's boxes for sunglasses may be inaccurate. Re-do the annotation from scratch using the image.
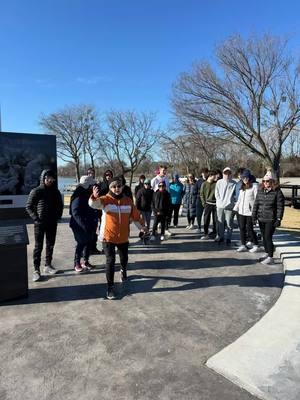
[111,184,122,189]
[158,184,165,187]
[262,180,271,183]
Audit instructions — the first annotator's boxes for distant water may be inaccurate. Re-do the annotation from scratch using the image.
[58,177,77,192]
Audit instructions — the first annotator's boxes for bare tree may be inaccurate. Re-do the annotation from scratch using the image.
[172,34,300,178]
[161,119,228,175]
[40,105,99,181]
[99,110,159,186]
[82,108,101,171]
[161,132,193,174]
[285,126,300,157]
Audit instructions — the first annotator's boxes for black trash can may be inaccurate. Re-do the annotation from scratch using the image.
[0,221,29,302]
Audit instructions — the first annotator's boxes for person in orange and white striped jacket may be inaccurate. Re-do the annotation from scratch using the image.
[89,175,147,300]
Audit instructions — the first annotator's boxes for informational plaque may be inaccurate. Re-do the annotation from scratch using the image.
[0,221,29,302]
[0,224,29,246]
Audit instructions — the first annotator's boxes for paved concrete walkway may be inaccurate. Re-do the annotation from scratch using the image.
[207,229,300,400]
[0,213,284,400]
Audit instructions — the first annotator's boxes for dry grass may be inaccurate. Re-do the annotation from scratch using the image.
[280,206,300,231]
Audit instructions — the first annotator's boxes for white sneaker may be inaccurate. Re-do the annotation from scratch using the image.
[32,271,41,282]
[186,225,191,229]
[160,235,165,241]
[258,254,268,262]
[249,245,259,253]
[165,229,172,236]
[189,224,195,229]
[200,235,209,240]
[246,241,253,247]
[260,256,274,265]
[43,265,58,275]
[150,235,156,242]
[237,245,247,252]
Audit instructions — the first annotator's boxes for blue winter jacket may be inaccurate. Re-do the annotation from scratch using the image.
[169,181,184,205]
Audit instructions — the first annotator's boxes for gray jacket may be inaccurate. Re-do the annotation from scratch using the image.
[215,178,236,209]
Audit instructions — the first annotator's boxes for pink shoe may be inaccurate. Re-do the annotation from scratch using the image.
[81,261,94,271]
[74,263,84,273]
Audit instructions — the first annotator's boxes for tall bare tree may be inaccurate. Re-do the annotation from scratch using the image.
[99,110,159,186]
[172,34,300,178]
[81,108,101,171]
[40,105,98,181]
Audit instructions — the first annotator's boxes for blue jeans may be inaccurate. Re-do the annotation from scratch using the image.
[216,208,234,240]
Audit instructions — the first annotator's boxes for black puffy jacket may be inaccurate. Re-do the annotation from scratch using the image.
[152,190,171,215]
[26,170,63,224]
[252,187,285,222]
[136,187,153,211]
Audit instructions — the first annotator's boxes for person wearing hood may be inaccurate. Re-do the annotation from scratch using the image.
[69,175,98,273]
[119,175,133,199]
[167,173,184,228]
[134,174,146,197]
[89,176,147,300]
[99,169,113,196]
[26,169,63,282]
[135,178,153,229]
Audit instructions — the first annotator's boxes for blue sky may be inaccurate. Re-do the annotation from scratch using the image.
[1,0,300,134]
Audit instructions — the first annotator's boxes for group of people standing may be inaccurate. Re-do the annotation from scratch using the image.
[123,164,285,268]
[26,164,285,300]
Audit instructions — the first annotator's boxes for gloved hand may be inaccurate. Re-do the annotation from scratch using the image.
[140,226,149,234]
[273,219,281,228]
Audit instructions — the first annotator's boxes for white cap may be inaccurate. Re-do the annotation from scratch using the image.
[223,167,231,173]
[79,175,96,189]
[263,170,276,181]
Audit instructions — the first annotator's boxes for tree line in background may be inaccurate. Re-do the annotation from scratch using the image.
[41,33,300,183]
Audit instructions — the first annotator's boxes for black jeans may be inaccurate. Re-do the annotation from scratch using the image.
[187,210,195,225]
[71,228,92,265]
[196,200,204,230]
[167,204,181,227]
[238,215,258,245]
[103,241,129,287]
[152,213,166,235]
[33,223,57,271]
[203,204,216,235]
[259,221,275,257]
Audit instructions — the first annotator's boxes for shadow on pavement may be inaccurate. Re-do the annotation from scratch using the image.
[285,269,300,276]
[1,270,284,305]
[131,257,257,269]
[118,272,284,298]
[130,240,239,254]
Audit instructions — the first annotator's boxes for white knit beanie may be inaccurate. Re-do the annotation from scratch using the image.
[263,170,276,180]
[79,175,96,189]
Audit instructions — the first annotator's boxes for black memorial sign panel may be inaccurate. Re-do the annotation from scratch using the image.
[0,222,29,302]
